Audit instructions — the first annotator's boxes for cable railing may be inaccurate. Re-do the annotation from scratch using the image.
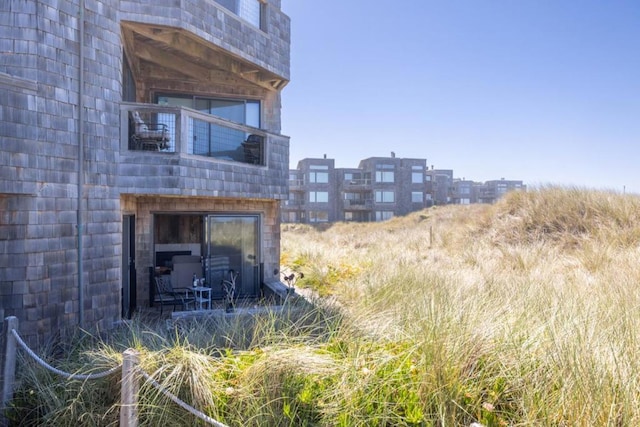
[1,316,229,427]
[121,103,268,167]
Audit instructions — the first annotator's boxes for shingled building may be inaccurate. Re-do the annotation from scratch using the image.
[1,0,290,344]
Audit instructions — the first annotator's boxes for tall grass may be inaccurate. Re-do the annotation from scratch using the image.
[281,186,640,425]
[9,187,640,425]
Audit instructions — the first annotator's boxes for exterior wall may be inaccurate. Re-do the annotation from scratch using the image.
[355,157,427,220]
[426,170,453,206]
[394,158,427,215]
[117,133,290,200]
[294,158,336,223]
[336,167,370,222]
[452,180,475,205]
[1,0,122,344]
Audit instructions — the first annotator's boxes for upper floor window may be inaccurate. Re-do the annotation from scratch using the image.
[309,172,329,183]
[309,165,329,183]
[375,171,394,183]
[375,191,395,203]
[158,95,260,128]
[375,164,394,183]
[156,94,262,164]
[199,98,260,128]
[309,191,329,203]
[215,0,265,29]
[411,172,423,184]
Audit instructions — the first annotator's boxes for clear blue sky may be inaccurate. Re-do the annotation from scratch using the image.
[280,1,640,194]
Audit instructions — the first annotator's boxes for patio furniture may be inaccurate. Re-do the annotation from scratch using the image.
[153,275,195,314]
[242,134,263,164]
[170,255,202,289]
[130,111,170,151]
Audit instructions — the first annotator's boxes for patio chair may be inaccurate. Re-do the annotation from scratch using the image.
[153,275,195,314]
[130,111,170,151]
[242,134,263,164]
[170,255,203,289]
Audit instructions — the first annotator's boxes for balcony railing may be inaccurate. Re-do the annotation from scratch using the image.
[344,178,372,186]
[343,199,373,210]
[121,103,267,166]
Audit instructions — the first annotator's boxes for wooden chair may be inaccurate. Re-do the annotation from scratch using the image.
[130,111,170,151]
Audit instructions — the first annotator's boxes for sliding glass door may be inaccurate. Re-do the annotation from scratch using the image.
[204,214,260,299]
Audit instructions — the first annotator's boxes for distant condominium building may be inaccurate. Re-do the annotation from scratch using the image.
[473,179,526,204]
[282,156,525,223]
[426,169,454,206]
[284,155,428,223]
[450,178,525,205]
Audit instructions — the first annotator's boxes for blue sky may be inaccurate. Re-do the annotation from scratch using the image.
[280,1,640,193]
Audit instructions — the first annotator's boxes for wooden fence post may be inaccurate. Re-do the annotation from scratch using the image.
[120,348,140,427]
[1,316,18,427]
[429,225,433,247]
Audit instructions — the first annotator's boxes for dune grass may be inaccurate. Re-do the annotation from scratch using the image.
[281,186,640,425]
[8,186,640,426]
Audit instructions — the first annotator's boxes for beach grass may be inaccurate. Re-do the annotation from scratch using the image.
[8,186,640,426]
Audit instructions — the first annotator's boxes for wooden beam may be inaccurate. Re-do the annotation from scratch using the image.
[135,44,212,81]
[130,24,284,91]
[120,22,289,91]
[121,26,141,77]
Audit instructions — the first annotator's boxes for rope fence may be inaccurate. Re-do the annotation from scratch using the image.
[10,329,122,381]
[140,370,229,427]
[1,316,229,427]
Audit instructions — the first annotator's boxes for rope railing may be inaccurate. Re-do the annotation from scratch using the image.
[1,316,230,427]
[139,370,229,427]
[10,329,122,381]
